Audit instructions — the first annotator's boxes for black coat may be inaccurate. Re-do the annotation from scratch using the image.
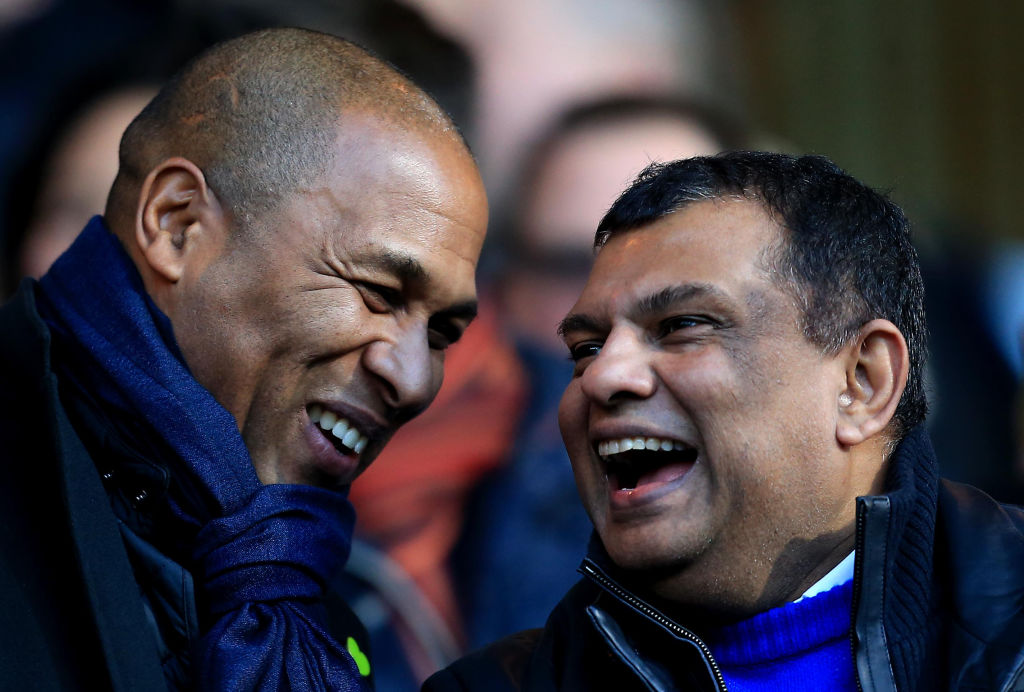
[0,282,167,690]
[425,427,1024,691]
[0,282,372,690]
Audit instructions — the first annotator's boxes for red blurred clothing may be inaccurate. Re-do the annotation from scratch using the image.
[348,295,526,649]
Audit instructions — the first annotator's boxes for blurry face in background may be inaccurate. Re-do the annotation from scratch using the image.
[503,115,723,353]
[22,88,154,278]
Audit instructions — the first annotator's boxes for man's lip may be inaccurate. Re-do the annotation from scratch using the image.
[302,399,391,486]
[302,419,362,486]
[606,459,695,511]
[313,399,389,440]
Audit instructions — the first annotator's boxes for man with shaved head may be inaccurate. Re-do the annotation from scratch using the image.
[0,28,487,690]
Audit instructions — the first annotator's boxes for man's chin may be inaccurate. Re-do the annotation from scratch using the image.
[601,530,707,578]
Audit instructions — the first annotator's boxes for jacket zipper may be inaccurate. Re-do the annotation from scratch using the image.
[851,501,867,692]
[581,561,729,692]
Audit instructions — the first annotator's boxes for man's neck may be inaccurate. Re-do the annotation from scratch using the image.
[782,531,857,603]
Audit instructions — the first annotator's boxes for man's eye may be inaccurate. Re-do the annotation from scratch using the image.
[356,282,402,313]
[657,315,704,338]
[567,341,602,362]
[427,322,462,351]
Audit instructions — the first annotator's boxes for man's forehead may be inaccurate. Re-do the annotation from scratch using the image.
[565,200,784,322]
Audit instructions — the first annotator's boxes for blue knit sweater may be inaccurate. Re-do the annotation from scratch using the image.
[704,580,856,692]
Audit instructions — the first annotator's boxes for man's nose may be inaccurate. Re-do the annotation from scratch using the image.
[362,324,439,418]
[579,328,656,406]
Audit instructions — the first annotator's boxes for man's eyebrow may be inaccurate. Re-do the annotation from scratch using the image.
[557,313,608,338]
[433,300,478,323]
[362,248,428,284]
[635,283,724,318]
[558,283,728,339]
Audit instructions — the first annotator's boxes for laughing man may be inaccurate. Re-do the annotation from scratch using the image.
[426,152,1024,691]
[0,28,487,690]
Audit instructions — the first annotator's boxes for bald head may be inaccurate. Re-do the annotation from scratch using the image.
[107,27,462,231]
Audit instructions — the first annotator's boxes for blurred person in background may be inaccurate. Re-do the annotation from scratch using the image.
[918,232,1024,504]
[400,0,736,218]
[453,96,750,650]
[339,301,526,689]
[13,87,156,281]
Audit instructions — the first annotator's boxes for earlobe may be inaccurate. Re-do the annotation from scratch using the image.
[134,157,220,284]
[835,319,909,447]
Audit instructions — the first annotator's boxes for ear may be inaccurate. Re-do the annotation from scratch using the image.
[133,157,224,284]
[835,319,909,447]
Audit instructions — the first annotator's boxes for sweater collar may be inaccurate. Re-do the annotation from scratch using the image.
[582,425,940,642]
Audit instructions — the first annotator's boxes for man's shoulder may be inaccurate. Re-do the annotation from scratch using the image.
[935,478,1024,593]
[937,478,1024,557]
[935,478,1024,688]
[424,629,545,692]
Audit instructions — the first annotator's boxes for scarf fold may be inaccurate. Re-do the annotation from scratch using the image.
[37,216,367,691]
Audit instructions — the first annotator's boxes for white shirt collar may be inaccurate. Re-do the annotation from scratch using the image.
[793,551,855,603]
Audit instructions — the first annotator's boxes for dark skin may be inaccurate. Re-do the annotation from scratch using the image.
[110,112,488,490]
[558,199,907,619]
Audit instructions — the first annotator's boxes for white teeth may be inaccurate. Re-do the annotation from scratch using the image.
[342,428,360,448]
[596,435,691,459]
[309,406,369,456]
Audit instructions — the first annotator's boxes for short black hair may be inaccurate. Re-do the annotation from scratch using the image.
[595,151,928,438]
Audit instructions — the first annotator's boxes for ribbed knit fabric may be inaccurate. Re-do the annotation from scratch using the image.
[873,426,939,690]
[704,581,857,692]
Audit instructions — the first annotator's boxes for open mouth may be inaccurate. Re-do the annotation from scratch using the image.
[309,404,369,457]
[597,436,698,490]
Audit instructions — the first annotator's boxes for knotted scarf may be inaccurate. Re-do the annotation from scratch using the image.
[37,216,368,691]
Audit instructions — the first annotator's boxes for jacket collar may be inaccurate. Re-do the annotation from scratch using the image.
[581,425,943,692]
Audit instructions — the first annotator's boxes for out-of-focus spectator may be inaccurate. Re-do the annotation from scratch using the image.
[403,0,737,217]
[454,96,751,649]
[340,301,526,689]
[919,234,1024,503]
[15,87,154,280]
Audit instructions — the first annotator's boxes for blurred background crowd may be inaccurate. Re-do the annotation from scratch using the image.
[3,0,1023,689]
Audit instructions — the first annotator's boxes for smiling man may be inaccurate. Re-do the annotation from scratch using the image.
[425,152,1024,692]
[0,28,486,690]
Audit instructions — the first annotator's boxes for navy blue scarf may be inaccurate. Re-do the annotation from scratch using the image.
[37,217,368,691]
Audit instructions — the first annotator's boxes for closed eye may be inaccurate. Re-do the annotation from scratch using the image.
[354,281,403,313]
[427,318,464,351]
[657,315,712,339]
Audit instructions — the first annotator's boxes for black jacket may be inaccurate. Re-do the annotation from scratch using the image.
[0,281,371,690]
[0,282,167,690]
[425,428,1024,691]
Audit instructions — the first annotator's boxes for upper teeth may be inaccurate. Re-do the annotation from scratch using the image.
[309,404,369,455]
[598,436,686,458]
